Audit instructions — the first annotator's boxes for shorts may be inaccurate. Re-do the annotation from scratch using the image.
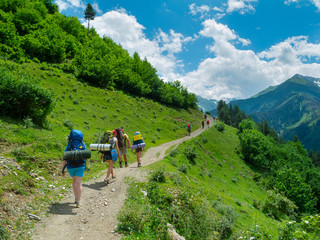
[119,147,127,155]
[67,166,85,177]
[136,147,143,152]
[103,152,112,161]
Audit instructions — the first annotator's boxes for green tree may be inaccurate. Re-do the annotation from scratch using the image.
[84,3,96,36]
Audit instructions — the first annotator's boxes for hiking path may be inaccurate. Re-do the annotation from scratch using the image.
[31,119,214,240]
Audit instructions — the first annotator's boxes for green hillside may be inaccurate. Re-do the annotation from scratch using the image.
[118,122,320,239]
[231,74,320,151]
[0,59,203,240]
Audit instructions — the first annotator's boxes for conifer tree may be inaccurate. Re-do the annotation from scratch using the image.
[84,3,96,35]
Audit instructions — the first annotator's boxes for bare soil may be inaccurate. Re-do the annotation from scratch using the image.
[31,121,212,240]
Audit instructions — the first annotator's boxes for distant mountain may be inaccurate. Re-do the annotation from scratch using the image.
[231,74,320,151]
[196,95,218,113]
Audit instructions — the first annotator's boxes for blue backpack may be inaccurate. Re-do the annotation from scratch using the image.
[66,129,86,166]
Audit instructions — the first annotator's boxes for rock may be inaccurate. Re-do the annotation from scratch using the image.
[167,223,185,240]
[104,201,108,206]
[28,213,41,221]
[112,188,115,192]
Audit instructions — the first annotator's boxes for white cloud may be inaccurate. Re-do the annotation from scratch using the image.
[89,9,193,81]
[189,3,210,19]
[92,3,103,15]
[312,0,320,9]
[227,0,258,14]
[179,19,320,100]
[285,0,320,10]
[56,0,86,11]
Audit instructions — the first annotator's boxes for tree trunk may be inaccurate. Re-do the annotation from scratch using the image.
[87,20,90,36]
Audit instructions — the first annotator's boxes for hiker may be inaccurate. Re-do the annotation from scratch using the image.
[187,123,191,136]
[201,120,205,129]
[115,127,130,168]
[206,118,210,128]
[61,129,88,208]
[101,130,120,184]
[204,114,207,120]
[131,131,144,167]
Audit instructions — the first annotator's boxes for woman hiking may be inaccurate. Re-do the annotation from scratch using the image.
[61,129,88,208]
[102,130,120,184]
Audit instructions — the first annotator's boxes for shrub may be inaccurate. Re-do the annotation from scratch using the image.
[273,168,316,213]
[178,163,187,174]
[184,146,197,165]
[150,169,166,183]
[63,119,74,130]
[238,129,276,169]
[0,67,55,126]
[23,116,33,129]
[169,149,179,157]
[215,122,225,132]
[262,190,297,220]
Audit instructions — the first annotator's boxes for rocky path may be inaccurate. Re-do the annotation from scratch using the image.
[31,120,213,240]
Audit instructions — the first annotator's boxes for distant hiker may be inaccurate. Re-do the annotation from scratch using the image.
[100,130,120,184]
[115,127,130,168]
[201,120,204,129]
[204,114,207,120]
[187,123,191,136]
[62,129,88,208]
[131,131,145,167]
[206,119,210,128]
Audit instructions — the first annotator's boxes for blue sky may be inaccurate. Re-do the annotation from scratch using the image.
[55,0,320,100]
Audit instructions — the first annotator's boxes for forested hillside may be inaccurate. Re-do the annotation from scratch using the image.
[231,74,320,151]
[0,0,197,116]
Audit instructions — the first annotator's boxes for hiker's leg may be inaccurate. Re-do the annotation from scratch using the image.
[106,160,114,178]
[118,153,122,163]
[124,154,128,166]
[138,151,142,164]
[73,176,82,201]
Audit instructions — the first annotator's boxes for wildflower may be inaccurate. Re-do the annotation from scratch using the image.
[305,220,309,224]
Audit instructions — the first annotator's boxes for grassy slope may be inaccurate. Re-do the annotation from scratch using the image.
[135,124,282,238]
[0,61,203,239]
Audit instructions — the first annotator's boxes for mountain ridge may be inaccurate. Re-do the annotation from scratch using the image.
[231,74,320,151]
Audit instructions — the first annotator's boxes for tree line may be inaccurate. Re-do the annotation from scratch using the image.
[217,99,320,216]
[0,0,197,117]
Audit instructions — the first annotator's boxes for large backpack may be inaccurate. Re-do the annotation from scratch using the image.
[100,131,112,144]
[115,127,125,148]
[65,129,87,166]
[133,132,143,145]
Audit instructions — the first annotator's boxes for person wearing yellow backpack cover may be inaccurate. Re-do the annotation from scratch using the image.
[131,131,144,167]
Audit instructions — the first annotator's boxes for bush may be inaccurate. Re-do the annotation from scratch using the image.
[184,146,197,165]
[262,190,297,220]
[0,67,55,125]
[178,163,187,174]
[63,119,74,130]
[150,169,166,183]
[215,122,225,132]
[238,129,276,169]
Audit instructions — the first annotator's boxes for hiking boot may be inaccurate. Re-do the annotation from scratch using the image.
[104,178,110,184]
[119,162,123,168]
[75,201,80,208]
[138,163,141,167]
[125,162,128,167]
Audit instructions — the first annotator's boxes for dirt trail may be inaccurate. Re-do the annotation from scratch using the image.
[31,119,213,240]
